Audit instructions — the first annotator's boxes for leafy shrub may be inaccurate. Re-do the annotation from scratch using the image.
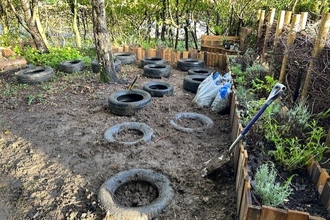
[262,103,329,171]
[254,162,294,206]
[14,46,92,68]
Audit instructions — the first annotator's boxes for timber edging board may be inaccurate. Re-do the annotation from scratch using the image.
[230,90,330,220]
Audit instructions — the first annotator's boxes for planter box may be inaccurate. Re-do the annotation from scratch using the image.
[230,91,330,220]
[201,35,240,55]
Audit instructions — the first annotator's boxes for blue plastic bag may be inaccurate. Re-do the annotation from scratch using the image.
[210,82,232,112]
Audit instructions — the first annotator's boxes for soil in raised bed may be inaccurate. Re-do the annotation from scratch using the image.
[245,139,330,219]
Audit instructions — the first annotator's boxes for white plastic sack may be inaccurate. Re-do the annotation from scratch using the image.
[192,72,221,108]
[219,71,232,85]
[211,82,232,113]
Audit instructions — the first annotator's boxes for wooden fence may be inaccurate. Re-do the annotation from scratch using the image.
[112,45,236,71]
[258,9,330,99]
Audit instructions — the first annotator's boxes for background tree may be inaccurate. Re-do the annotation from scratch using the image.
[6,0,50,52]
[91,0,127,84]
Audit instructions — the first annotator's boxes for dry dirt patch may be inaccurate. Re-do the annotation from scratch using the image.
[0,64,237,219]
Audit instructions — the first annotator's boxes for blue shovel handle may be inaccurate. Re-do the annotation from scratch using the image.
[228,83,286,153]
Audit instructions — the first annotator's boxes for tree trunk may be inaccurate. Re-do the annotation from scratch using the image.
[91,0,127,84]
[71,0,82,48]
[0,2,10,34]
[8,0,49,53]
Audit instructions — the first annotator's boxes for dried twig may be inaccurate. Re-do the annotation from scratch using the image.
[154,132,178,143]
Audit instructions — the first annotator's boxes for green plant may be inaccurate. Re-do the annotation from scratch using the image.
[26,94,44,106]
[231,64,246,86]
[254,162,294,206]
[14,46,91,68]
[251,75,277,94]
[264,106,329,171]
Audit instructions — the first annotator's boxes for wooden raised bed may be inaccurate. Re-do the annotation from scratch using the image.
[230,90,330,220]
[201,35,240,55]
[201,27,252,55]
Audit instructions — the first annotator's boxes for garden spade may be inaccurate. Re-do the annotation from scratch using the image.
[128,75,140,90]
[201,83,286,177]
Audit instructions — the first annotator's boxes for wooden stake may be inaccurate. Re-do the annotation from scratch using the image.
[326,128,330,146]
[262,8,276,61]
[301,13,330,99]
[258,10,266,39]
[182,51,189,58]
[136,47,142,60]
[274,10,286,47]
[299,12,309,31]
[284,11,292,24]
[279,14,301,82]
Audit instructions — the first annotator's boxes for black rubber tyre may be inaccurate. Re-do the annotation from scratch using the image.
[183,75,208,93]
[142,81,174,97]
[188,68,213,76]
[143,64,171,79]
[108,89,152,116]
[104,122,153,146]
[15,66,54,84]
[177,58,205,71]
[113,52,137,65]
[170,112,214,132]
[140,57,166,68]
[99,169,174,219]
[59,59,85,73]
[91,59,122,73]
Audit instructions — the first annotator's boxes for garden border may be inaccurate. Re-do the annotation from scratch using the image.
[230,88,330,220]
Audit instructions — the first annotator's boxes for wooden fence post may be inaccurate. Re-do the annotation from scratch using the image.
[279,14,301,82]
[326,128,330,146]
[262,8,276,62]
[299,12,309,31]
[284,11,292,24]
[274,10,286,47]
[136,47,143,60]
[117,47,123,52]
[301,13,330,99]
[182,51,189,58]
[257,10,266,39]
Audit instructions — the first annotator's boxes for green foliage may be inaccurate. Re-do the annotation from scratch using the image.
[262,103,329,171]
[14,46,91,68]
[295,0,329,18]
[0,30,22,47]
[254,162,294,206]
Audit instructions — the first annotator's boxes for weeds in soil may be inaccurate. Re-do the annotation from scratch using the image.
[254,162,294,206]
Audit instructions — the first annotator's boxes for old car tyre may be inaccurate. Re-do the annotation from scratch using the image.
[113,52,137,65]
[142,81,174,97]
[188,68,213,76]
[91,59,122,73]
[140,57,166,68]
[15,66,54,84]
[59,59,85,73]
[99,169,174,219]
[183,75,207,93]
[143,64,171,79]
[170,112,214,133]
[104,122,153,146]
[177,58,205,71]
[108,89,152,116]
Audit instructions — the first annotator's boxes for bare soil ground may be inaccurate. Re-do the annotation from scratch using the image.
[0,63,237,220]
